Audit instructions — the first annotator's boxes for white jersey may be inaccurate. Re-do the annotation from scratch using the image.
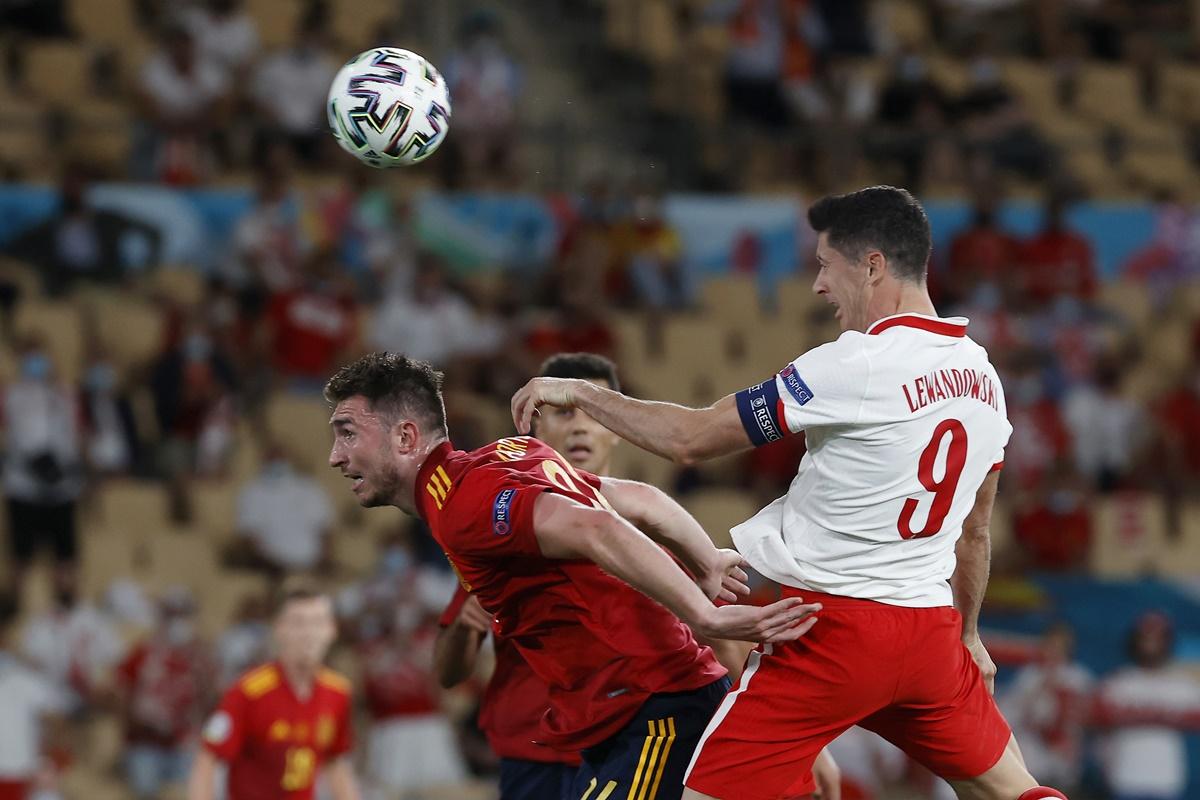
[731,313,1011,607]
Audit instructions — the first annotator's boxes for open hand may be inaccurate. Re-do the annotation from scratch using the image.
[699,549,751,603]
[511,377,582,434]
[693,597,821,643]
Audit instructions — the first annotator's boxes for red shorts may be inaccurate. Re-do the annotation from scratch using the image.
[0,780,29,800]
[684,590,1011,800]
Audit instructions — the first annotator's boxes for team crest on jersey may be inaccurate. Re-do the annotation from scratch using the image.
[492,488,516,535]
[779,364,815,406]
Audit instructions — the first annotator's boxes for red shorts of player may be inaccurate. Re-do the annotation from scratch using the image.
[684,589,1011,800]
[0,780,29,800]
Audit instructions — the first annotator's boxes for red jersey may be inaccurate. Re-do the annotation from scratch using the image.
[266,290,357,379]
[416,437,725,752]
[202,663,353,800]
[1019,229,1097,303]
[117,639,212,747]
[439,587,580,765]
[359,628,440,720]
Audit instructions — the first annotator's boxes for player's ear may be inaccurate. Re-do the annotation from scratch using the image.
[393,419,420,454]
[865,250,887,286]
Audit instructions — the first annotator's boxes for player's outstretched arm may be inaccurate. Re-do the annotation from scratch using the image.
[187,749,219,800]
[326,756,362,800]
[532,492,820,642]
[433,595,492,688]
[599,475,749,602]
[512,379,751,465]
[952,469,1000,692]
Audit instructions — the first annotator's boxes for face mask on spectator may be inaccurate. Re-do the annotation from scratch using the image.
[166,618,196,645]
[381,546,411,576]
[86,363,116,393]
[263,459,291,479]
[21,352,51,381]
[184,333,213,362]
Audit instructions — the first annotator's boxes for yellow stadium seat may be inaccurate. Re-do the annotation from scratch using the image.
[1161,63,1200,123]
[245,0,302,48]
[638,0,681,64]
[25,42,92,104]
[330,0,397,51]
[94,479,171,531]
[700,275,762,322]
[0,257,45,301]
[197,573,271,637]
[683,488,761,548]
[14,300,84,382]
[1077,63,1141,126]
[1156,502,1200,578]
[140,532,219,589]
[190,480,238,541]
[265,394,335,472]
[76,291,165,370]
[1001,59,1056,113]
[331,525,378,574]
[1096,279,1152,331]
[145,266,207,307]
[79,528,140,597]
[609,443,678,490]
[69,0,139,48]
[1089,493,1169,578]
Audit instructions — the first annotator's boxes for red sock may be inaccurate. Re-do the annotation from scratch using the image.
[1017,788,1068,800]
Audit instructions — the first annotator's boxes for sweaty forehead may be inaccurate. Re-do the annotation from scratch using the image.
[330,396,379,426]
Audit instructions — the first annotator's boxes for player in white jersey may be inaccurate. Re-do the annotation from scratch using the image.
[510,186,1070,800]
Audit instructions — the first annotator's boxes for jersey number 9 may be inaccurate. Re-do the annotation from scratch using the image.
[898,418,968,539]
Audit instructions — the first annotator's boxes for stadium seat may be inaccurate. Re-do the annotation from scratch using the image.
[79,527,141,598]
[140,532,219,590]
[245,0,302,48]
[196,572,270,637]
[94,479,171,531]
[330,0,398,51]
[683,488,761,547]
[265,394,336,472]
[13,300,84,383]
[609,443,678,490]
[144,266,207,307]
[1001,59,1057,114]
[1157,502,1200,578]
[1161,63,1200,124]
[1097,279,1152,331]
[1076,63,1142,127]
[330,525,378,574]
[190,480,238,541]
[1089,492,1169,578]
[24,42,92,105]
[69,0,139,48]
[700,275,762,322]
[74,290,164,370]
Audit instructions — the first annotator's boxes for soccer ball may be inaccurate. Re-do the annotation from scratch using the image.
[327,47,452,168]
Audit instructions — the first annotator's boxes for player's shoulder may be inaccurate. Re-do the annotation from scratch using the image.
[316,667,353,697]
[235,662,282,700]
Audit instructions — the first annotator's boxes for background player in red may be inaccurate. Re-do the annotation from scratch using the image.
[187,586,360,800]
[325,352,820,800]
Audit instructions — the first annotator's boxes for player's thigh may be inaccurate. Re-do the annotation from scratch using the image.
[945,735,1038,800]
[684,641,874,800]
[860,608,1013,785]
[499,758,576,800]
[571,678,730,800]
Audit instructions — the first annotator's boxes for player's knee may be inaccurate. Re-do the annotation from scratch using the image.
[1016,788,1068,800]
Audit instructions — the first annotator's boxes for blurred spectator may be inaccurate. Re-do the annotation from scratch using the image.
[1122,191,1200,298]
[79,350,142,478]
[1094,612,1200,800]
[216,593,271,687]
[265,248,359,388]
[136,23,231,184]
[1154,355,1200,514]
[823,726,906,800]
[225,145,307,291]
[706,0,795,130]
[1012,466,1092,572]
[369,256,484,367]
[944,190,1020,304]
[116,588,215,800]
[2,337,85,608]
[871,49,950,189]
[0,608,72,800]
[617,193,692,310]
[318,172,417,294]
[149,319,238,484]
[1000,352,1071,493]
[0,0,70,37]
[955,48,1052,181]
[442,11,521,186]
[180,0,259,79]
[5,164,161,296]
[21,586,124,703]
[360,604,467,794]
[1019,192,1098,306]
[251,9,336,165]
[522,287,617,368]
[230,444,334,577]
[1000,623,1093,790]
[1062,354,1146,491]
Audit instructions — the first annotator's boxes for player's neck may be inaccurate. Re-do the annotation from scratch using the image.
[869,281,937,328]
[280,661,319,698]
[398,434,450,515]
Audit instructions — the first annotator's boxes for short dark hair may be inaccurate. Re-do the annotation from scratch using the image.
[807,186,932,282]
[272,582,329,617]
[538,352,620,391]
[324,352,448,437]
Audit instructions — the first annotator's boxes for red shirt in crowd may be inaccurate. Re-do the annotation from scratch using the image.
[1014,504,1092,571]
[949,224,1021,283]
[358,627,440,721]
[1155,385,1200,476]
[439,587,581,765]
[417,437,725,752]
[202,663,353,800]
[266,290,357,379]
[1019,228,1097,304]
[117,639,213,747]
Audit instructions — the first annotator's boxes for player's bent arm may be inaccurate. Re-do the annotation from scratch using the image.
[433,618,485,689]
[598,477,725,579]
[326,755,362,800]
[187,749,219,800]
[952,469,999,640]
[515,379,751,465]
[532,493,819,642]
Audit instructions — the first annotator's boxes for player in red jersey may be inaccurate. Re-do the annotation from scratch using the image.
[325,352,819,800]
[187,587,360,800]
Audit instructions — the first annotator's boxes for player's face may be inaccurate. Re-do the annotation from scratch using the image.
[533,378,619,475]
[813,232,873,333]
[274,597,336,669]
[329,396,406,508]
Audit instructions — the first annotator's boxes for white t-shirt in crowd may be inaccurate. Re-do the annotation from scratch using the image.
[181,7,258,75]
[236,467,334,570]
[252,49,337,134]
[731,314,1011,607]
[140,53,228,122]
[1100,665,1200,798]
[20,605,124,695]
[0,654,72,778]
[369,291,481,367]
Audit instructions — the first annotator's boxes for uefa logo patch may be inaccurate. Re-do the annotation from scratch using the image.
[492,488,516,535]
[780,364,815,406]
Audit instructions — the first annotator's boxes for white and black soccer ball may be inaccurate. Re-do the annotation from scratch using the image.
[327,47,452,168]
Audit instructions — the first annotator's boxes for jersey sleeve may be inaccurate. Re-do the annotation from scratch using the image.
[990,447,1005,472]
[202,684,249,762]
[441,471,548,560]
[438,586,470,628]
[734,338,871,445]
